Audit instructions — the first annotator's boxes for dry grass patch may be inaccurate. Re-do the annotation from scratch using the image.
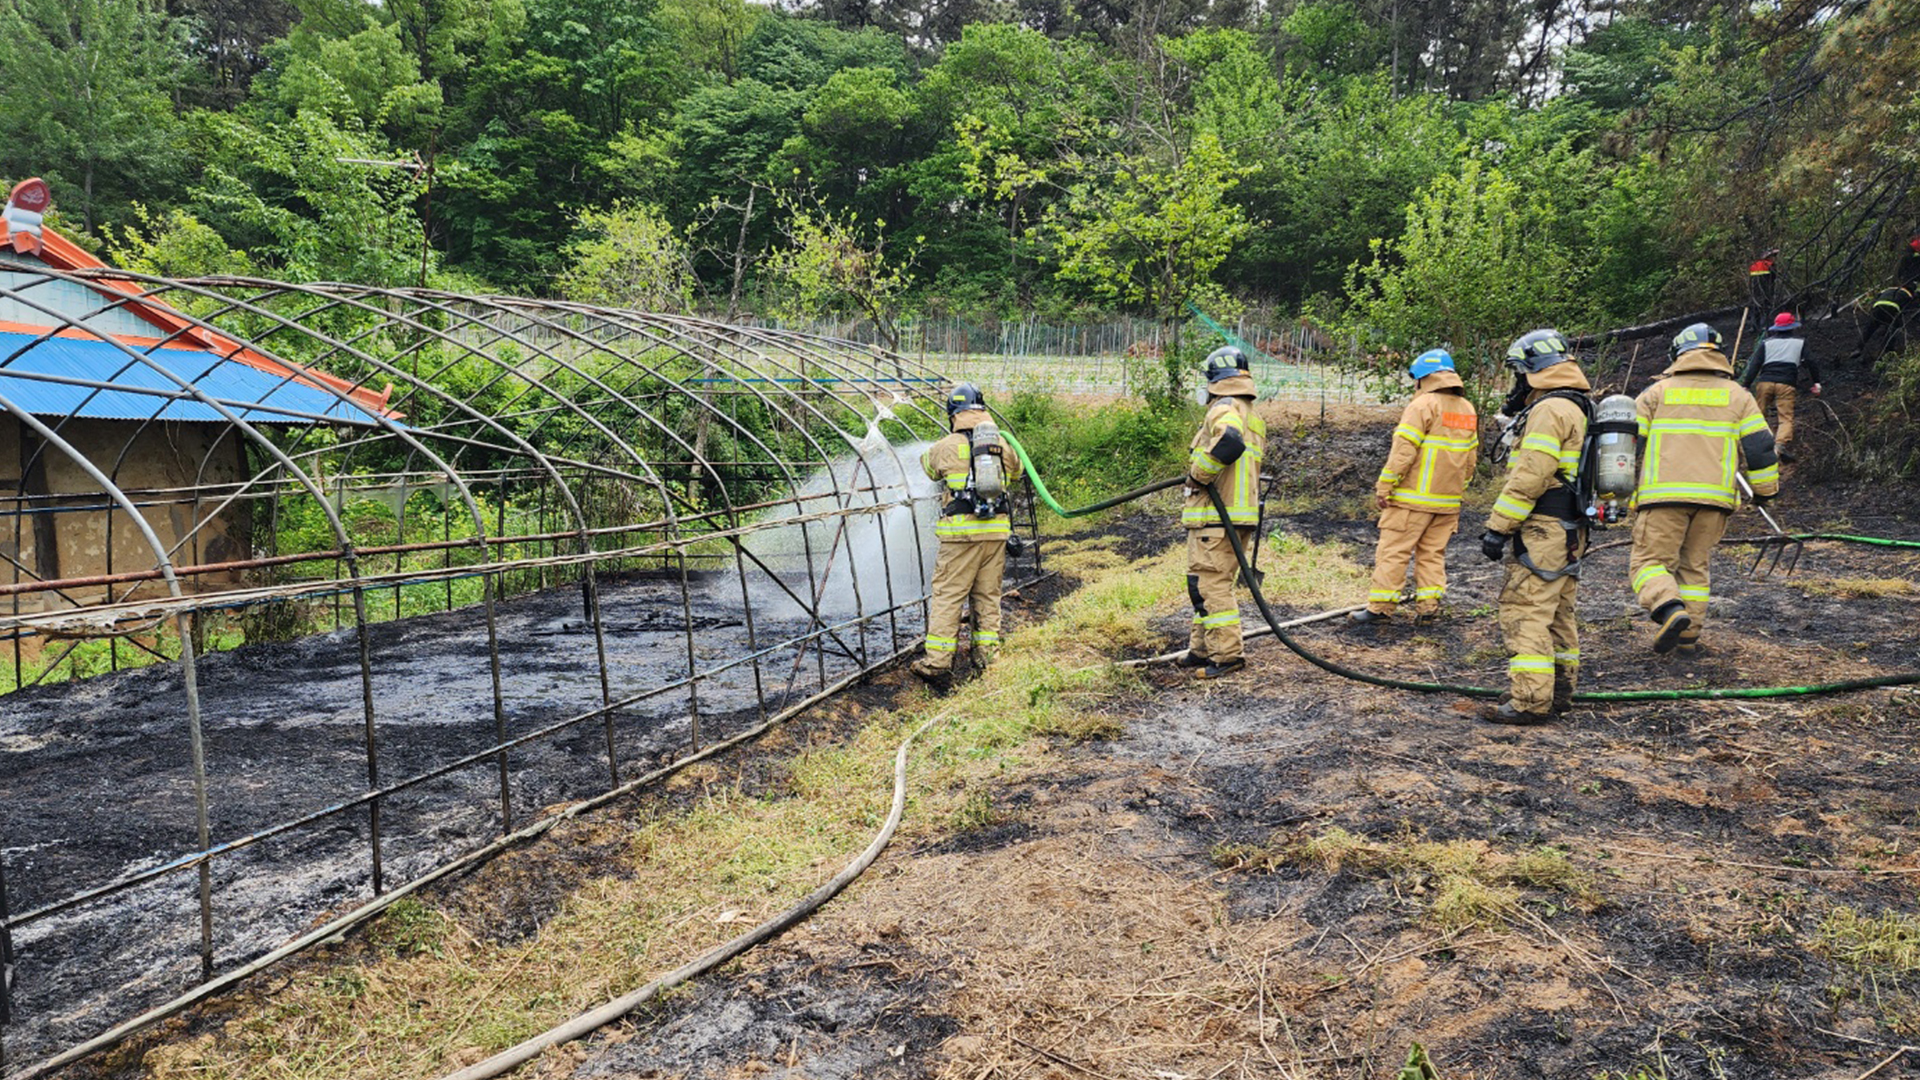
[1216,826,1603,931]
[1797,576,1918,600]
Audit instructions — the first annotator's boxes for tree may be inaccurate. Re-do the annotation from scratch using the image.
[0,0,188,235]
[555,202,693,311]
[764,194,916,349]
[1339,158,1592,388]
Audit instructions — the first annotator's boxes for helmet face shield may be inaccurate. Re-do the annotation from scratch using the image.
[1504,329,1569,374]
[1669,322,1723,361]
[1203,345,1250,383]
[946,382,986,418]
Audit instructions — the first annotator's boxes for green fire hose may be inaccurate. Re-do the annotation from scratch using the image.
[995,430,1920,703]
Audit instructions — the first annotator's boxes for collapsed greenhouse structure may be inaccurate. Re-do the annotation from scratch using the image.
[0,189,1030,1073]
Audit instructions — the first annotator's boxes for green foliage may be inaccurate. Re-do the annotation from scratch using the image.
[105,203,256,278]
[0,0,188,234]
[1338,157,1596,387]
[555,202,693,310]
[998,389,1192,508]
[764,194,917,348]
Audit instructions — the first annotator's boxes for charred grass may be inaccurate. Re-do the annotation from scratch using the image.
[106,402,1920,1080]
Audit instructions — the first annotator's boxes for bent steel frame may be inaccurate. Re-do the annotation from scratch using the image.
[0,267,1037,1073]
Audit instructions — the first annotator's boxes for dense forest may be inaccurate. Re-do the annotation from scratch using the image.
[0,0,1914,374]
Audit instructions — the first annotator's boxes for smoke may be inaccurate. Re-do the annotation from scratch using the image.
[736,420,942,624]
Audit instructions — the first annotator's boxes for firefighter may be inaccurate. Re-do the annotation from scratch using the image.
[1747,249,1779,321]
[1477,329,1591,725]
[1629,324,1780,656]
[1739,312,1822,462]
[1851,285,1913,364]
[909,383,1023,689]
[1350,348,1479,626]
[1178,345,1267,678]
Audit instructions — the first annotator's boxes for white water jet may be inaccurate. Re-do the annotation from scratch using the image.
[738,422,941,623]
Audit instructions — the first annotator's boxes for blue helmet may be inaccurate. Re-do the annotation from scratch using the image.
[1504,329,1571,374]
[1408,348,1454,380]
[945,382,985,418]
[1669,322,1723,362]
[1203,345,1250,383]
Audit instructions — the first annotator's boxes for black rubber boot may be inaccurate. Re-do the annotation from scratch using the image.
[1552,676,1574,716]
[1348,609,1392,627]
[1481,701,1551,725]
[1197,657,1246,679]
[1651,601,1693,655]
[1175,650,1211,668]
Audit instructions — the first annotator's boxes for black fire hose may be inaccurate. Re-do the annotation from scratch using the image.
[1202,487,1920,703]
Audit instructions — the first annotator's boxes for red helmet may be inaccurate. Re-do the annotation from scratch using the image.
[1909,234,1919,252]
[1769,312,1800,332]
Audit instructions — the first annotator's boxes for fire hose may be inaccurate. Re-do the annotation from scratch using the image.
[996,429,1920,703]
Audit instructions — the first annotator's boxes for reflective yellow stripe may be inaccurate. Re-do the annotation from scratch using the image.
[1378,469,1402,484]
[1414,586,1444,599]
[1520,432,1562,455]
[972,631,1001,644]
[1678,586,1710,602]
[1493,494,1536,520]
[1391,489,1463,510]
[1554,650,1579,667]
[1663,387,1731,407]
[1394,423,1425,446]
[1368,589,1402,603]
[1638,482,1736,505]
[1632,564,1670,591]
[1748,465,1779,485]
[945,471,969,491]
[1510,655,1555,673]
[1738,414,1769,435]
[924,635,958,652]
[935,518,1013,539]
[1199,610,1241,628]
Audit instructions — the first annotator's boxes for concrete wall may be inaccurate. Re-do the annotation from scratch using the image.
[4,418,251,656]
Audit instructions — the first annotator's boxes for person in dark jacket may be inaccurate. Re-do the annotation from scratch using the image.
[1739,312,1822,461]
[1851,285,1913,364]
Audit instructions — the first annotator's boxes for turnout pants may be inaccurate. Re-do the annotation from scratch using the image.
[1755,382,1797,448]
[920,539,1007,672]
[1366,506,1459,615]
[1187,527,1254,662]
[1498,516,1585,715]
[1629,504,1727,643]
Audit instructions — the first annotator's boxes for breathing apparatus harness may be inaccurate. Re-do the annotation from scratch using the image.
[943,419,1025,553]
[1490,383,1643,583]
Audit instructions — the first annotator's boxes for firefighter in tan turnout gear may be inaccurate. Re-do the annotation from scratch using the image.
[910,384,1024,689]
[1629,323,1780,656]
[1478,330,1591,725]
[1179,346,1267,679]
[1351,348,1479,626]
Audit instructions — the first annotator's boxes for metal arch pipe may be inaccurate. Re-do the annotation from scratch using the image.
[0,267,963,1074]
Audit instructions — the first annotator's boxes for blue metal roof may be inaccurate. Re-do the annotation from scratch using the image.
[0,331,388,426]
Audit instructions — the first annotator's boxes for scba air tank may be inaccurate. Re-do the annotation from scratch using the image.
[1587,394,1639,523]
[970,420,1005,512]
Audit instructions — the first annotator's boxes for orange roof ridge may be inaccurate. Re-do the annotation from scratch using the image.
[1,178,395,418]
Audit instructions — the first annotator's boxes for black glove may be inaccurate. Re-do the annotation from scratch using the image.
[1005,534,1026,557]
[1480,530,1509,563]
[944,495,975,517]
[1751,492,1773,508]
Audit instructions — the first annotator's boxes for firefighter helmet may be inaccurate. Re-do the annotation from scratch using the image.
[1408,348,1454,380]
[1669,322,1723,361]
[945,382,986,417]
[1504,329,1571,374]
[1769,312,1800,333]
[1203,345,1250,383]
